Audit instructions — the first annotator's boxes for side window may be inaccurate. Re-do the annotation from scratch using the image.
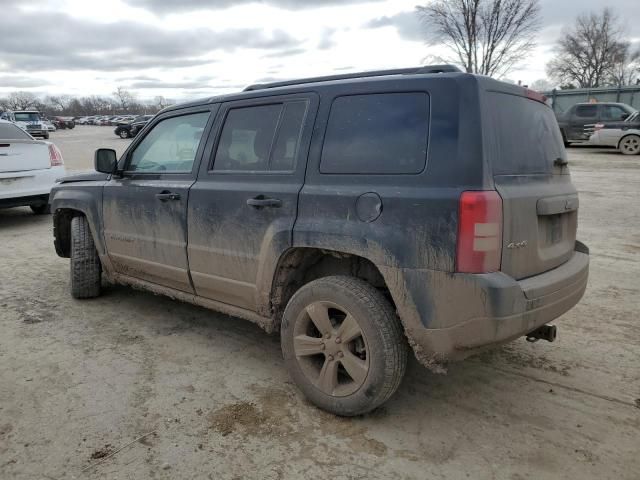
[602,105,628,121]
[320,93,429,174]
[270,102,307,171]
[213,101,308,172]
[574,105,597,119]
[128,112,209,173]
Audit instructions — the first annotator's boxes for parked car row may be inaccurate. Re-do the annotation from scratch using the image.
[76,115,144,126]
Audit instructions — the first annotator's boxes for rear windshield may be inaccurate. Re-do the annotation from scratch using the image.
[0,123,31,140]
[486,91,565,175]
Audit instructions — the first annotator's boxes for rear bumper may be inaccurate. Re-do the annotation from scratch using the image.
[0,167,63,205]
[399,242,589,363]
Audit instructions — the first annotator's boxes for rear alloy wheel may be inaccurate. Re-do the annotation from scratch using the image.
[119,129,130,139]
[619,135,640,155]
[70,215,102,299]
[281,276,408,416]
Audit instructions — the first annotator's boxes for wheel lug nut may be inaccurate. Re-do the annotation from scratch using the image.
[327,354,334,361]
[335,337,341,344]
[324,333,331,339]
[337,351,343,358]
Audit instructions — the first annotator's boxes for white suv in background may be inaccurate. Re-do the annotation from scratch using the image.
[0,119,64,214]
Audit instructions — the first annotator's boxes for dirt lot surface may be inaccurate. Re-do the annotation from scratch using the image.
[1,127,638,479]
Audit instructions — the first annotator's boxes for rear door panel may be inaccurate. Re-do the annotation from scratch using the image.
[188,94,318,311]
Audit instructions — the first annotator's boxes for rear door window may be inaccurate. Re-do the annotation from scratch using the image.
[213,101,308,172]
[320,93,429,174]
[574,105,597,119]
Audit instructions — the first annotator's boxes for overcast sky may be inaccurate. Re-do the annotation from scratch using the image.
[1,0,639,101]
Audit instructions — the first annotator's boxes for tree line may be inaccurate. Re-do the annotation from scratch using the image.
[0,87,172,117]
[417,1,639,89]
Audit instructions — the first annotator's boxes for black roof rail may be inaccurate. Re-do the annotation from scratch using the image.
[243,64,462,92]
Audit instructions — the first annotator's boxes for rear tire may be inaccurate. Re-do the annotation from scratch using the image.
[281,275,408,416]
[30,204,50,215]
[619,135,640,155]
[70,216,101,299]
[43,133,49,139]
[119,129,130,139]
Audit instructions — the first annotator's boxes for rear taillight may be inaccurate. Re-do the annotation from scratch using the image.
[48,143,64,166]
[456,191,503,273]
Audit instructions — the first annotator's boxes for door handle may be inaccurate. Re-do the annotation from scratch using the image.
[246,196,282,208]
[155,191,181,201]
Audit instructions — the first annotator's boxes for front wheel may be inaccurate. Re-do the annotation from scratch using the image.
[43,133,49,139]
[70,216,101,299]
[619,135,640,155]
[118,129,130,139]
[281,276,408,416]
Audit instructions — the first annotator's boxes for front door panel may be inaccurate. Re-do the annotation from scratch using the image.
[103,108,213,292]
[103,177,195,292]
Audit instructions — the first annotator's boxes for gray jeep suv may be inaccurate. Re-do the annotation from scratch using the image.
[50,66,589,416]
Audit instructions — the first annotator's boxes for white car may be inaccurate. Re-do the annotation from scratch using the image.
[43,119,57,132]
[0,119,65,214]
[589,111,640,155]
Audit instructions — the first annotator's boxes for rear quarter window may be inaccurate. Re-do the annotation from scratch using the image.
[320,92,429,174]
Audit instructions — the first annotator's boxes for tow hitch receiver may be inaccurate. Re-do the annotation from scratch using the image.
[526,324,557,343]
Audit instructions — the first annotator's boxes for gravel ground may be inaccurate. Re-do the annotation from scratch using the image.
[0,127,638,479]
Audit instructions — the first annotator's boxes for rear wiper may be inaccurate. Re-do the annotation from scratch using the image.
[554,157,568,167]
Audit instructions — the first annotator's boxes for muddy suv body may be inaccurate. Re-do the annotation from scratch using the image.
[50,67,589,415]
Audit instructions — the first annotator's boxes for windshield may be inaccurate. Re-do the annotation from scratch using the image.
[14,112,41,122]
[0,123,31,140]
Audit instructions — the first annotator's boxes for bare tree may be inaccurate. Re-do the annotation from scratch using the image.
[530,78,554,92]
[112,86,135,112]
[610,46,640,87]
[154,95,169,110]
[416,0,541,77]
[546,8,633,88]
[46,94,73,112]
[3,91,39,110]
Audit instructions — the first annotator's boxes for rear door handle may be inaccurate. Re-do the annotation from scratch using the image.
[246,196,282,208]
[155,191,181,201]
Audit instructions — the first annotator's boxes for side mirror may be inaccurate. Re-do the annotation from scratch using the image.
[621,113,630,120]
[94,148,117,174]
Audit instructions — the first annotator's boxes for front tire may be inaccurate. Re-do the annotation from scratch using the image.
[43,133,49,139]
[119,129,130,139]
[281,276,408,416]
[70,216,101,299]
[619,135,640,155]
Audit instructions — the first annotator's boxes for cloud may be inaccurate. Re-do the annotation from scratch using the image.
[123,0,384,13]
[0,6,300,73]
[262,48,307,58]
[0,75,51,88]
[318,28,336,50]
[364,11,424,42]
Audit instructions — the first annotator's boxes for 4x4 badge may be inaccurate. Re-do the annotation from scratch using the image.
[507,240,528,249]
